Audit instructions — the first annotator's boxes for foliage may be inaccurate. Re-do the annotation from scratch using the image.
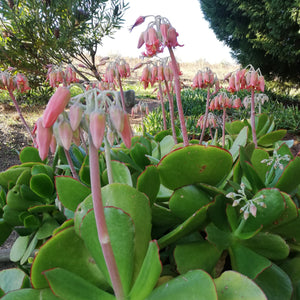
[0,0,128,82]
[198,0,300,87]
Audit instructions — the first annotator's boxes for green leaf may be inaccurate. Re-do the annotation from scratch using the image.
[19,147,43,163]
[169,185,211,220]
[251,149,269,182]
[0,219,12,246]
[56,176,91,211]
[242,188,285,233]
[257,130,287,147]
[174,241,221,274]
[160,135,176,158]
[275,156,300,194]
[158,145,232,190]
[225,120,247,135]
[0,288,59,300]
[158,202,213,249]
[10,236,30,262]
[229,126,248,162]
[20,234,38,265]
[79,207,135,295]
[44,268,115,300]
[30,173,54,198]
[36,214,60,239]
[31,227,108,290]
[130,142,150,169]
[215,271,267,300]
[241,232,289,260]
[146,269,218,300]
[254,264,293,300]
[102,160,133,186]
[0,268,30,294]
[229,243,271,279]
[137,165,160,205]
[129,241,162,300]
[0,167,30,190]
[206,222,233,251]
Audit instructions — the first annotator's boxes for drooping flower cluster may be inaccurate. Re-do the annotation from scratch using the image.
[261,150,291,170]
[226,183,267,220]
[196,112,218,130]
[191,68,218,90]
[33,86,132,161]
[131,101,149,117]
[133,15,183,57]
[209,93,242,111]
[103,58,131,86]
[0,71,30,93]
[46,65,78,88]
[243,93,269,110]
[226,65,265,93]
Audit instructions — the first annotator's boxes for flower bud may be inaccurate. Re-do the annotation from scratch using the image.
[89,111,106,149]
[58,120,73,150]
[43,87,71,128]
[69,103,83,131]
[36,118,52,160]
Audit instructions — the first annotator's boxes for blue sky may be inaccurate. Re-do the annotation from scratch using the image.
[101,0,236,64]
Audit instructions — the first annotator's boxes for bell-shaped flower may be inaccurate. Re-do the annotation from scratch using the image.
[140,66,150,89]
[232,97,242,109]
[89,111,106,149]
[69,103,83,131]
[119,113,132,149]
[35,118,52,160]
[227,75,236,93]
[58,120,73,150]
[43,87,71,128]
[16,73,30,93]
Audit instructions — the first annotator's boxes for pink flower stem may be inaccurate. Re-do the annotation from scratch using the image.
[8,89,34,143]
[250,88,257,147]
[64,148,79,180]
[164,79,177,144]
[158,82,167,130]
[222,108,226,148]
[209,126,213,140]
[199,88,211,144]
[89,137,124,300]
[168,46,188,146]
[116,73,126,111]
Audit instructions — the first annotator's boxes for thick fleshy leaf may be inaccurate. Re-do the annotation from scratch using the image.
[229,243,271,279]
[215,271,267,300]
[169,185,211,220]
[225,120,247,135]
[241,232,289,260]
[229,126,248,162]
[0,268,30,294]
[30,174,54,198]
[257,130,287,147]
[174,241,221,274]
[206,222,233,251]
[31,227,108,290]
[158,202,213,249]
[20,233,38,265]
[10,236,30,262]
[129,241,162,300]
[158,145,232,190]
[102,160,133,186]
[146,269,217,300]
[79,207,135,295]
[44,268,115,300]
[56,176,91,211]
[130,142,150,169]
[102,184,151,279]
[241,188,285,233]
[275,156,300,194]
[19,147,43,163]
[36,213,60,240]
[0,219,12,246]
[137,165,160,205]
[254,264,293,300]
[0,288,59,300]
[159,135,176,158]
[0,167,30,190]
[251,149,269,182]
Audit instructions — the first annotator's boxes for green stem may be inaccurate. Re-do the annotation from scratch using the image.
[168,47,188,146]
[104,137,114,184]
[199,88,211,144]
[164,79,177,144]
[89,137,124,300]
[250,88,257,147]
[158,82,167,130]
[234,218,247,237]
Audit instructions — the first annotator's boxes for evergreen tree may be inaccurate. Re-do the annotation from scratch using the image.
[0,0,128,82]
[199,0,300,88]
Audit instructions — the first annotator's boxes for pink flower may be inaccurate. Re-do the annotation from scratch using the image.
[140,66,150,89]
[69,103,83,131]
[157,65,165,82]
[89,111,106,149]
[130,16,146,32]
[143,27,163,57]
[160,24,183,48]
[43,87,71,128]
[232,97,242,109]
[58,120,73,150]
[119,113,132,149]
[35,118,52,160]
[16,73,30,93]
[258,76,265,92]
[227,75,236,93]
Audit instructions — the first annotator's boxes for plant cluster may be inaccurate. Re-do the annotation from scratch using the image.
[0,14,300,300]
